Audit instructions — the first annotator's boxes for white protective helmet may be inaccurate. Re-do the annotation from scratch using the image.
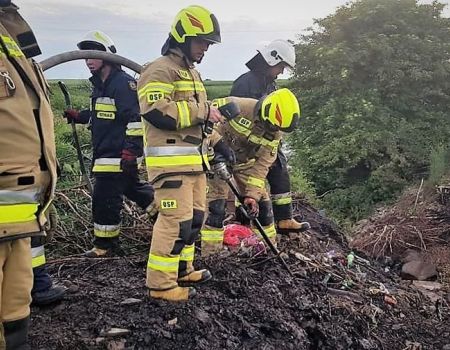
[77,30,117,53]
[258,39,295,69]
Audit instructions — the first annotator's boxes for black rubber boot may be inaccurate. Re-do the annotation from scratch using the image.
[32,285,66,306]
[4,316,30,350]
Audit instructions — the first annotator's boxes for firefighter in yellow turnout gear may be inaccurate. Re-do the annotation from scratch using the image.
[138,5,224,301]
[201,88,301,255]
[0,1,57,347]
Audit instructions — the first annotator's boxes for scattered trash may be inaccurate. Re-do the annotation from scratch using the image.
[101,328,130,338]
[404,341,422,350]
[120,298,142,305]
[384,295,397,306]
[294,252,312,262]
[241,235,266,255]
[322,273,332,285]
[168,317,177,326]
[347,251,355,268]
[223,224,253,247]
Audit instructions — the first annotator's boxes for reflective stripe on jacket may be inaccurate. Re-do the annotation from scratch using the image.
[214,97,281,200]
[137,47,211,183]
[0,11,57,240]
[77,68,143,173]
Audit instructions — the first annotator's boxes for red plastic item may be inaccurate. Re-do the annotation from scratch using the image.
[223,224,253,247]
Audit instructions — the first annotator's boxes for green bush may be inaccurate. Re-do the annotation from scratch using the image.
[289,0,450,224]
[428,144,450,186]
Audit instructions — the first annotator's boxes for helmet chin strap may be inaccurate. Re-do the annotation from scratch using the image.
[195,54,204,64]
[180,40,193,62]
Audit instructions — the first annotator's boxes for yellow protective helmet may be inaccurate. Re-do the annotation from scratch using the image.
[260,88,300,132]
[170,5,221,44]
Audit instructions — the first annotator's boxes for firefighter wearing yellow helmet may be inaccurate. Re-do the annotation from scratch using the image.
[201,88,301,255]
[137,5,224,301]
[0,1,58,347]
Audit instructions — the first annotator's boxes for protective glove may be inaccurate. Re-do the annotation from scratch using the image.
[43,204,58,243]
[213,139,236,165]
[64,109,80,124]
[244,197,259,217]
[146,201,159,222]
[120,149,138,177]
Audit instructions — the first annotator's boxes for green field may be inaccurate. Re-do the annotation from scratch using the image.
[48,78,289,101]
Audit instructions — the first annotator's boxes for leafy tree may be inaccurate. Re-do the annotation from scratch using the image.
[289,0,450,224]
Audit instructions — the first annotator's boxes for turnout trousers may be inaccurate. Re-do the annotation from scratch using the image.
[266,148,294,221]
[31,236,51,294]
[92,172,154,250]
[146,174,206,290]
[0,238,32,349]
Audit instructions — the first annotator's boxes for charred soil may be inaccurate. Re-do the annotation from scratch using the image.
[29,197,450,350]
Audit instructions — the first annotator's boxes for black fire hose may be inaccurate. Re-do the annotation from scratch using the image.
[57,81,93,194]
[212,162,294,276]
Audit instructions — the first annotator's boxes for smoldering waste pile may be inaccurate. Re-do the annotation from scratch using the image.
[351,185,450,288]
[30,196,449,350]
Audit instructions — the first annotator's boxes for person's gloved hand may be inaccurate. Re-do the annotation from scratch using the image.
[244,197,259,217]
[64,109,80,124]
[43,204,58,243]
[146,201,158,222]
[213,139,236,165]
[121,149,138,177]
[208,106,225,124]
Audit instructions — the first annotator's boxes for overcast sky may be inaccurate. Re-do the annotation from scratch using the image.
[16,0,449,80]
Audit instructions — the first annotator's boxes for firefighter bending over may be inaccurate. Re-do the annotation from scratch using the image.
[201,88,305,255]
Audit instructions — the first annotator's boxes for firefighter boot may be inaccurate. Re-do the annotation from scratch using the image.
[85,243,122,258]
[178,269,212,286]
[4,317,30,350]
[149,286,196,301]
[85,247,110,258]
[32,285,67,306]
[277,219,311,234]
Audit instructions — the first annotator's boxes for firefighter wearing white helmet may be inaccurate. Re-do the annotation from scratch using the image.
[65,30,154,258]
[258,39,296,70]
[137,5,225,301]
[201,89,302,255]
[77,30,117,53]
[232,39,295,101]
[230,39,311,235]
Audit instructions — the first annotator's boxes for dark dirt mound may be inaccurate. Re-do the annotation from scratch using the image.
[29,198,450,350]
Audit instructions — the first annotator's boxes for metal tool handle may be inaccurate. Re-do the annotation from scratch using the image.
[57,81,93,194]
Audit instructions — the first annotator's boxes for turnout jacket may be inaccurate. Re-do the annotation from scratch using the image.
[230,70,276,100]
[137,47,218,183]
[77,68,143,173]
[213,97,281,201]
[0,5,57,240]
